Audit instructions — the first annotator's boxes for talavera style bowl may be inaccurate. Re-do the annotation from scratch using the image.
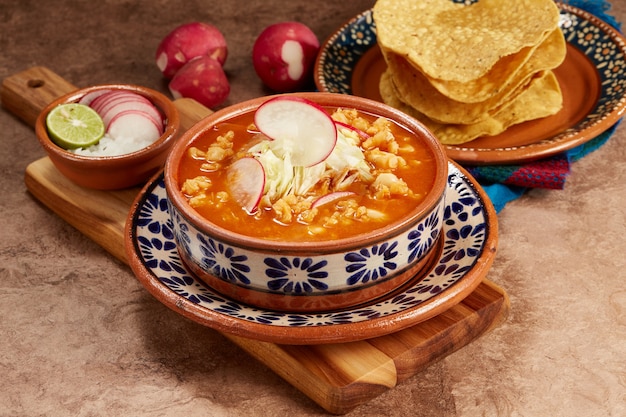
[35,84,180,190]
[164,92,448,312]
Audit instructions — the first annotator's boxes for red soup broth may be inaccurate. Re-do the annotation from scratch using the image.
[177,108,438,242]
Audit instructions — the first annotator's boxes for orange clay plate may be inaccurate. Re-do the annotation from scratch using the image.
[314,4,626,165]
[125,162,498,345]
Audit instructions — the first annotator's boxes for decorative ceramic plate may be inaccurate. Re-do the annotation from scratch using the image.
[314,3,626,165]
[125,162,497,345]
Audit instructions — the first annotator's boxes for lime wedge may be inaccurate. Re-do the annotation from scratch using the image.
[46,103,105,149]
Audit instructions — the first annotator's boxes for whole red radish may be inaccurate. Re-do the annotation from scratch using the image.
[252,21,320,92]
[156,22,228,79]
[168,56,230,109]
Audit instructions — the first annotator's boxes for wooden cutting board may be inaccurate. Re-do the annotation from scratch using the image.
[2,67,510,415]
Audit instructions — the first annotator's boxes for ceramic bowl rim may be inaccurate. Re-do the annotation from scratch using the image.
[164,92,448,253]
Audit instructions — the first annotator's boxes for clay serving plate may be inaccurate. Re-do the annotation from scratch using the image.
[314,3,626,165]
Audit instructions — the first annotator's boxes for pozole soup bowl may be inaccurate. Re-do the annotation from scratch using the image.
[164,92,448,312]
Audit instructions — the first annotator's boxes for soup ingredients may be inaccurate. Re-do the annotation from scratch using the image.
[156,22,228,79]
[45,103,105,149]
[252,22,320,92]
[311,191,355,209]
[253,96,337,167]
[169,55,230,109]
[179,103,434,241]
[227,157,266,214]
[335,121,369,140]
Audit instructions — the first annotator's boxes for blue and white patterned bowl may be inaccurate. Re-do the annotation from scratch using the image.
[163,93,449,312]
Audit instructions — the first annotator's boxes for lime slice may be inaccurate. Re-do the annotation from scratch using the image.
[46,103,105,149]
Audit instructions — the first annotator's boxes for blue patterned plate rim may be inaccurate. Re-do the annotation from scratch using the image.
[314,3,626,165]
[126,162,498,345]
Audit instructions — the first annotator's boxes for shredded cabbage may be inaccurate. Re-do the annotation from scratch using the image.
[246,129,373,204]
[325,129,374,186]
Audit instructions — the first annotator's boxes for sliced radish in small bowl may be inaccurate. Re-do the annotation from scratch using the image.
[78,89,112,106]
[311,191,356,209]
[254,96,337,167]
[89,91,134,113]
[100,97,163,130]
[95,91,152,109]
[227,157,266,214]
[108,110,162,144]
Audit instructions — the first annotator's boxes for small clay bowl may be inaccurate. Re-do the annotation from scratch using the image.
[164,92,448,312]
[35,84,180,190]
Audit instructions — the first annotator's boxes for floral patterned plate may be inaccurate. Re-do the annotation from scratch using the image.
[125,162,498,345]
[314,3,626,165]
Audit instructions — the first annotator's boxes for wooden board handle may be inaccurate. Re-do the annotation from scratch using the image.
[1,66,78,127]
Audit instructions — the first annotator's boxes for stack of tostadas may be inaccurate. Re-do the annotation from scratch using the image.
[373,0,566,145]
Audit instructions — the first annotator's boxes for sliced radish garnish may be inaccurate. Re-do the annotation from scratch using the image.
[335,121,369,140]
[78,89,112,106]
[253,96,337,167]
[311,191,355,209]
[100,98,163,130]
[96,92,153,110]
[90,91,152,114]
[227,157,266,214]
[107,110,162,144]
[89,91,127,113]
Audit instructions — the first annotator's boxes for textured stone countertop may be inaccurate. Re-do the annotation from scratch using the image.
[1,1,625,416]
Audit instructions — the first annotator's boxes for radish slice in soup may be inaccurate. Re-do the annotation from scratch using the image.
[254,96,337,167]
[334,121,369,140]
[311,191,355,209]
[227,157,266,214]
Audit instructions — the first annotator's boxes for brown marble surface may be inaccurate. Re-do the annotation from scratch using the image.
[2,1,625,416]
